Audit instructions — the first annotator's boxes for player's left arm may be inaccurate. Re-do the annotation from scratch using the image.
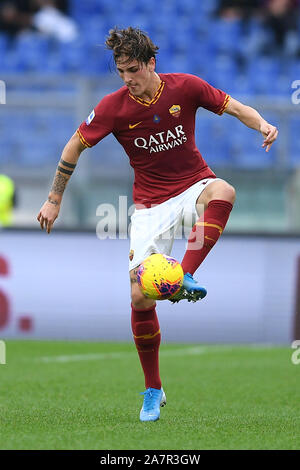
[224,97,278,152]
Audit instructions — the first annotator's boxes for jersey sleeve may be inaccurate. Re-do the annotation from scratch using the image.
[77,94,115,148]
[185,74,230,115]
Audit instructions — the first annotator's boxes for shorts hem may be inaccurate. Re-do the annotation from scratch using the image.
[129,250,157,272]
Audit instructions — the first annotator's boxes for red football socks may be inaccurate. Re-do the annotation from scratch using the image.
[131,303,162,390]
[181,199,233,275]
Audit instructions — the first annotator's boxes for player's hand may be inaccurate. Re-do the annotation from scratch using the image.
[260,122,278,153]
[37,199,60,234]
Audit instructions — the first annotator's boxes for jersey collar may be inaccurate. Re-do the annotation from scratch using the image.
[128,80,165,107]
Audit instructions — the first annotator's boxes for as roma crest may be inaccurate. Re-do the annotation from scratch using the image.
[169,104,181,118]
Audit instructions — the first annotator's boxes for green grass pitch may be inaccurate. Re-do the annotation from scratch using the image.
[0,340,299,450]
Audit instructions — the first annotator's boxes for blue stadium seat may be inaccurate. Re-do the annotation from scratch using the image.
[0,113,28,143]
[79,16,108,44]
[231,74,254,96]
[0,34,8,54]
[197,0,218,15]
[0,142,13,165]
[55,41,85,72]
[229,122,277,168]
[247,58,281,95]
[122,14,152,35]
[208,19,242,56]
[151,15,174,36]
[89,134,130,170]
[135,0,157,15]
[273,74,292,96]
[70,0,102,23]
[156,49,173,73]
[176,0,198,15]
[169,32,192,55]
[81,45,110,75]
[188,42,214,79]
[13,33,50,72]
[198,114,278,170]
[19,141,62,167]
[14,32,50,56]
[0,114,13,164]
[0,51,24,73]
[190,13,212,37]
[39,53,66,74]
[207,56,238,92]
[0,0,294,170]
[237,19,271,61]
[288,59,300,78]
[166,55,192,74]
[195,117,231,168]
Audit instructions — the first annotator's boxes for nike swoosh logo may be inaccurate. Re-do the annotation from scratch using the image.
[129,121,142,129]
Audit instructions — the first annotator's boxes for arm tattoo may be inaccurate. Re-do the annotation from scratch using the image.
[51,172,69,195]
[57,165,73,176]
[47,197,59,206]
[130,269,138,284]
[60,158,76,169]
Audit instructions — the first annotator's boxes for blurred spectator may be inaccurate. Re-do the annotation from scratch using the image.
[216,0,300,57]
[32,0,78,42]
[0,1,33,37]
[262,0,300,56]
[216,0,262,20]
[0,174,16,227]
[0,0,76,42]
[52,0,69,14]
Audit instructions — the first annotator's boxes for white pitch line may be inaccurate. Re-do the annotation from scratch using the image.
[35,346,207,364]
[33,344,276,364]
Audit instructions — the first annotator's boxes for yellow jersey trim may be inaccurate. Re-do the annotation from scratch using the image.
[218,94,231,115]
[129,81,165,107]
[77,129,92,148]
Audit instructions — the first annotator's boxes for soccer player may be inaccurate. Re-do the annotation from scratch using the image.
[37,27,278,422]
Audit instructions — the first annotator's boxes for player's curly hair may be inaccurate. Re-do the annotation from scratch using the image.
[105,26,159,65]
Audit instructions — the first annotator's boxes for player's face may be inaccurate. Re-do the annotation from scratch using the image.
[116,57,156,97]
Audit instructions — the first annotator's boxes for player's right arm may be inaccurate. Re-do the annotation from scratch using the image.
[37,132,86,234]
[224,97,278,152]
[37,94,115,233]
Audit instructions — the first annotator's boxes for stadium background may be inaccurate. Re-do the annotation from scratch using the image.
[1,0,300,452]
[0,0,300,343]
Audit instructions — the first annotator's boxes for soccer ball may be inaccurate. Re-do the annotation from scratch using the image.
[136,254,184,300]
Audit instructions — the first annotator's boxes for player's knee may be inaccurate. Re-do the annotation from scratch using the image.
[130,267,156,309]
[216,182,236,205]
[132,294,156,310]
[226,184,236,205]
[130,283,154,309]
[131,287,145,306]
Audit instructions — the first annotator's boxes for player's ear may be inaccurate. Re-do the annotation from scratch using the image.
[148,57,155,72]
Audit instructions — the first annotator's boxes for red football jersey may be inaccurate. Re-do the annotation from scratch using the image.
[77,73,230,207]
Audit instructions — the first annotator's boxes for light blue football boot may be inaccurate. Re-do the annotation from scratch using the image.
[169,272,207,303]
[140,387,166,422]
